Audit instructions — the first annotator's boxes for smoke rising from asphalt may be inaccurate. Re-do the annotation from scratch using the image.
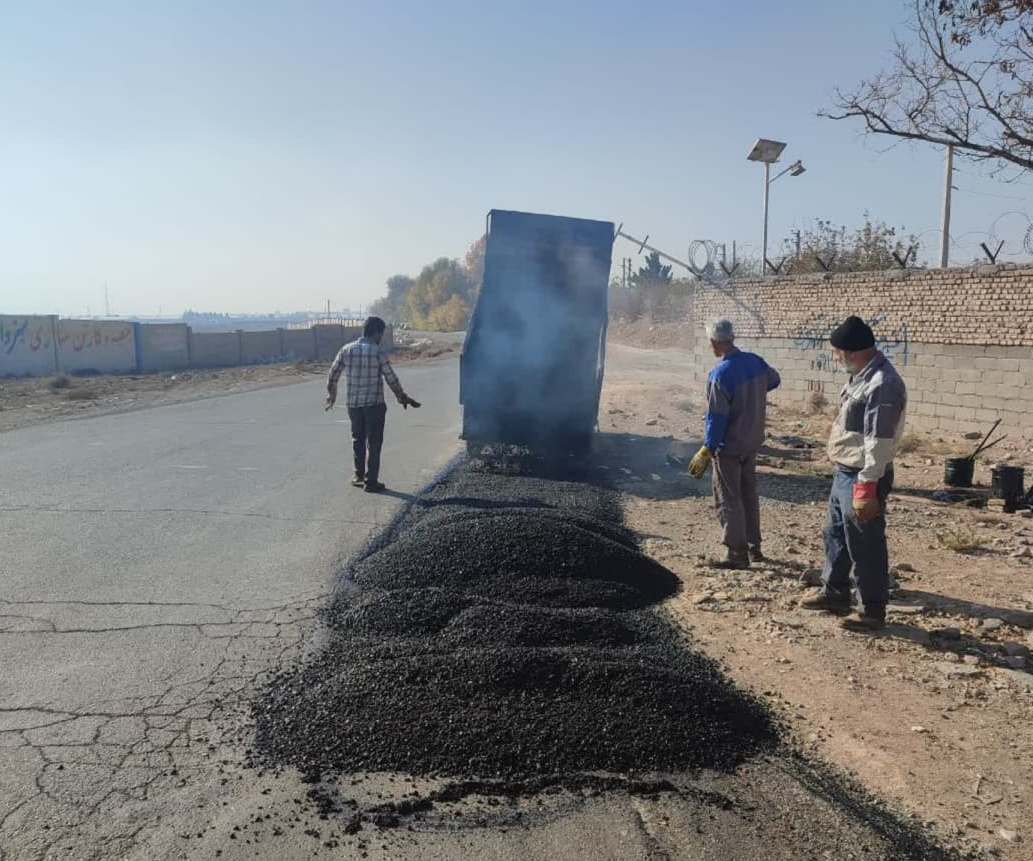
[463,228,613,447]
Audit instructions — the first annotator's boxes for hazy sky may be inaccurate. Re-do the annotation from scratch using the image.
[4,0,1033,317]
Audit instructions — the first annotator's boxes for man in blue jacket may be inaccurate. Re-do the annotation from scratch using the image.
[689,319,781,569]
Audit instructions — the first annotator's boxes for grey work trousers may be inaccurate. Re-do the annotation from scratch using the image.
[712,451,762,552]
[821,466,894,615]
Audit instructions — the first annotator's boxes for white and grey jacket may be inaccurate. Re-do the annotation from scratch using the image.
[827,351,907,486]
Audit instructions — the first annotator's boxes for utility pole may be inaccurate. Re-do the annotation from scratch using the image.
[940,143,954,268]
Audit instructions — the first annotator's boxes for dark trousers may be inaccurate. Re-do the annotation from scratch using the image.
[348,403,387,483]
[822,467,893,615]
[712,451,761,553]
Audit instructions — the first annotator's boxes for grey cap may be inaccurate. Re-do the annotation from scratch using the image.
[707,319,735,343]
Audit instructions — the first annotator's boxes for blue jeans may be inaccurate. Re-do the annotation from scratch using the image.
[822,467,893,616]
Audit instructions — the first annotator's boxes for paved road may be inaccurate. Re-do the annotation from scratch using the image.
[0,348,953,861]
[0,358,461,860]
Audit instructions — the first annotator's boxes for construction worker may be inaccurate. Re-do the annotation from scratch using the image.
[689,319,781,569]
[325,316,420,493]
[801,315,906,631]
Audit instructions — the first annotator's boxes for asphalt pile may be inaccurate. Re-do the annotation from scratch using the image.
[254,457,777,782]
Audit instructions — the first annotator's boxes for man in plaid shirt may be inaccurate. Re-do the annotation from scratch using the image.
[325,316,419,493]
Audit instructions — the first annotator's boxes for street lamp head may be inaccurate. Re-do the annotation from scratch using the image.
[747,138,787,164]
[789,160,806,176]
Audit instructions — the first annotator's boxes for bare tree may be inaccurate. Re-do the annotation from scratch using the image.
[822,0,1033,173]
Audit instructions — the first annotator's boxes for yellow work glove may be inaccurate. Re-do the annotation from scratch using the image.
[853,482,881,523]
[688,446,712,479]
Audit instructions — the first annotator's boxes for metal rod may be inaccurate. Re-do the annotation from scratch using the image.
[614,229,694,273]
[969,435,1006,460]
[969,418,1002,460]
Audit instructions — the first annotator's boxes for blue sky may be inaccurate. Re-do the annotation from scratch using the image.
[3,0,1033,316]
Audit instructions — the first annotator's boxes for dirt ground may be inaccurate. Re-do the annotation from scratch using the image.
[601,339,1033,861]
[0,333,458,434]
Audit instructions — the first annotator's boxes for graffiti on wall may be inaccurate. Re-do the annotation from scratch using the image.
[793,313,910,373]
[57,324,133,353]
[1,317,53,356]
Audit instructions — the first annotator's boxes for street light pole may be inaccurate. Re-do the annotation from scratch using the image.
[762,161,771,272]
[747,139,804,276]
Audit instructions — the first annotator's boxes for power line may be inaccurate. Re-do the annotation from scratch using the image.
[954,186,1028,201]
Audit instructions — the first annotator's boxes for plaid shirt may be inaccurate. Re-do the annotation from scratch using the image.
[327,338,405,408]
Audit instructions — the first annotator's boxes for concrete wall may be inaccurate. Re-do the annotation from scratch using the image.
[313,325,346,361]
[2,319,394,376]
[689,264,1033,439]
[56,319,136,374]
[282,328,317,361]
[0,315,58,376]
[189,331,240,368]
[313,325,364,360]
[240,329,281,364]
[136,323,190,372]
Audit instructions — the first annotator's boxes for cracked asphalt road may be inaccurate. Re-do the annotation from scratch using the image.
[0,359,461,860]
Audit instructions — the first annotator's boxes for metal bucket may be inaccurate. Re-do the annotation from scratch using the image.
[944,457,974,488]
[991,465,1025,501]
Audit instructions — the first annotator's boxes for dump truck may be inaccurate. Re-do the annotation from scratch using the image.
[460,209,615,453]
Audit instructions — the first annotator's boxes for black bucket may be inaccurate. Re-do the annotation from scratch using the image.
[944,457,974,488]
[991,465,1025,501]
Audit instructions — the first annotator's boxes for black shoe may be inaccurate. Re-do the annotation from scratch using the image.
[707,550,750,571]
[351,474,365,488]
[799,590,852,615]
[748,546,766,563]
[364,480,386,493]
[841,612,886,632]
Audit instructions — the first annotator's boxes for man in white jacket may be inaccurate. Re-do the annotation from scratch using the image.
[801,316,907,631]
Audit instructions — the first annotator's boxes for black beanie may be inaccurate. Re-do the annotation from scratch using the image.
[829,316,875,351]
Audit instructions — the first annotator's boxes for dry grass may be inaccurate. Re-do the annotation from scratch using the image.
[896,433,925,455]
[936,527,987,555]
[48,375,72,390]
[675,399,694,412]
[64,388,98,401]
[806,391,829,414]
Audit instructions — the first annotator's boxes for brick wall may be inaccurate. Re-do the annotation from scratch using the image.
[688,264,1033,439]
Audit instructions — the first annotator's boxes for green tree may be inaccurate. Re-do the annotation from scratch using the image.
[426,294,471,331]
[782,215,920,274]
[464,235,486,291]
[369,274,414,322]
[630,251,673,289]
[404,258,475,329]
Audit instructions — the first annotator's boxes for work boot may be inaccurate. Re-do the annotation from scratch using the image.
[799,590,852,616]
[748,545,766,563]
[364,480,386,493]
[707,549,750,571]
[351,474,365,488]
[840,611,886,632]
